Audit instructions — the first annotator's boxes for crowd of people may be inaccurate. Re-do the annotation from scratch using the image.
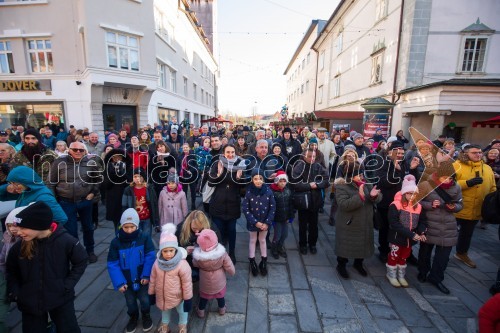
[0,119,498,332]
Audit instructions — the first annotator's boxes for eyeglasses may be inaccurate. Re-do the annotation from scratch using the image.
[468,151,483,155]
[70,148,86,153]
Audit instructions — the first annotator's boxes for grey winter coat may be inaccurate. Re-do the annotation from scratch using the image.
[334,178,382,259]
[418,180,463,247]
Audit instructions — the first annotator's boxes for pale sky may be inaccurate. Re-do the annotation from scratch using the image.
[216,0,340,117]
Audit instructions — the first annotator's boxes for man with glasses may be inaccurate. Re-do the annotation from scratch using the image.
[48,142,102,264]
[452,144,496,268]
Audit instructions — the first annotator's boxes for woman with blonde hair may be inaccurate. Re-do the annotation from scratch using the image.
[55,140,68,157]
[175,210,221,281]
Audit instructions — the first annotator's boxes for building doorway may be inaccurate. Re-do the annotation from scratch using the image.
[102,105,137,135]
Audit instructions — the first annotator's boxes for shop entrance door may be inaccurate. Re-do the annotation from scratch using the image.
[102,105,137,135]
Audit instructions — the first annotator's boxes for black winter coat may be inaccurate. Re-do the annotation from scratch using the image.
[208,159,245,221]
[149,152,177,195]
[104,148,132,223]
[272,185,294,222]
[6,227,88,315]
[375,159,420,209]
[291,159,329,211]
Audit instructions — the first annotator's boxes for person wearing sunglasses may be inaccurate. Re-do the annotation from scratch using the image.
[48,142,102,264]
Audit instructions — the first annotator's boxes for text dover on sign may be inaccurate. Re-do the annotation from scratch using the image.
[0,79,51,92]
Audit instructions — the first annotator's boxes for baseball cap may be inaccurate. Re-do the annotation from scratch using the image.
[0,131,7,136]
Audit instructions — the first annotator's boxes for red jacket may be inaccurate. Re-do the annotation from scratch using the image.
[479,293,500,333]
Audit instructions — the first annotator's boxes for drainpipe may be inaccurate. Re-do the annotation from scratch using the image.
[389,0,405,135]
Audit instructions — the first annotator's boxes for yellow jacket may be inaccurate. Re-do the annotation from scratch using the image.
[453,154,496,221]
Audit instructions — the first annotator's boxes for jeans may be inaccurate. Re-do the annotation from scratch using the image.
[198,297,225,310]
[377,207,390,256]
[60,199,94,253]
[456,218,479,254]
[298,209,318,247]
[124,284,150,316]
[273,221,289,247]
[140,219,152,238]
[161,301,188,325]
[21,300,80,333]
[418,242,452,283]
[211,217,237,254]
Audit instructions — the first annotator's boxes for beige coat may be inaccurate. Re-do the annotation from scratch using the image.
[148,257,193,311]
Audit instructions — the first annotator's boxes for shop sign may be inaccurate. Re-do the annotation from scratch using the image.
[331,123,351,132]
[363,113,389,139]
[0,79,51,92]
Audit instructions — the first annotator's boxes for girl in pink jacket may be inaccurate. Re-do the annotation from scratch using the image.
[159,173,188,226]
[193,229,235,318]
[148,224,192,333]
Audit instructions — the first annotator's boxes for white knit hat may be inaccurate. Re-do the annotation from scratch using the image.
[401,175,419,194]
[159,223,179,251]
[120,208,140,228]
[5,206,28,225]
[387,136,398,144]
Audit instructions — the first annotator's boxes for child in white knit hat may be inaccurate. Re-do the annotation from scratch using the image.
[149,223,192,333]
[193,229,235,318]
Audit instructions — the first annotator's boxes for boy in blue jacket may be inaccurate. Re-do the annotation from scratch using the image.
[107,208,156,333]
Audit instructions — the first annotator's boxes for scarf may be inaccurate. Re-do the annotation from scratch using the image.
[167,184,182,193]
[118,228,140,241]
[157,249,182,271]
[431,173,454,190]
[249,183,267,196]
[270,183,284,192]
[220,156,240,171]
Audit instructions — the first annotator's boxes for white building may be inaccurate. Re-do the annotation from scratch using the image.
[0,0,217,135]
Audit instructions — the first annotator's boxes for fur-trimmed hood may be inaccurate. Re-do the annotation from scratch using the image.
[334,177,348,185]
[192,243,226,261]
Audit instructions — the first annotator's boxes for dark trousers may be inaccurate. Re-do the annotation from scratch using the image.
[124,284,150,316]
[92,202,99,226]
[298,209,318,247]
[22,301,80,333]
[198,297,225,310]
[418,242,452,283]
[456,218,479,254]
[182,182,197,206]
[212,217,236,254]
[337,257,363,267]
[377,207,390,256]
[60,199,94,253]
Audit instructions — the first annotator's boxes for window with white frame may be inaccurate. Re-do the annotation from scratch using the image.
[168,66,176,93]
[183,77,188,96]
[336,32,343,55]
[106,32,139,71]
[301,84,304,94]
[0,41,15,74]
[319,50,325,70]
[205,92,208,105]
[459,37,488,73]
[154,7,174,44]
[318,85,324,104]
[370,53,383,84]
[27,39,53,73]
[201,88,204,104]
[375,0,388,21]
[307,52,311,64]
[157,62,166,88]
[193,83,197,101]
[331,76,340,98]
[305,80,309,92]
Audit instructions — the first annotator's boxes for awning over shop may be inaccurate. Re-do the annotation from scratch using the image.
[472,115,500,128]
[200,116,233,124]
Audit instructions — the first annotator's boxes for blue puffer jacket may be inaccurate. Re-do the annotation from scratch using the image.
[0,166,68,225]
[242,184,276,231]
[107,230,156,290]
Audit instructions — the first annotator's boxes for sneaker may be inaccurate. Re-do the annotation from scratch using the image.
[142,313,153,332]
[218,306,226,315]
[196,308,205,318]
[454,253,476,268]
[125,314,138,333]
[88,252,98,264]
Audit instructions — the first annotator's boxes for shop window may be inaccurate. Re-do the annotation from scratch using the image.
[0,41,15,74]
[0,102,65,130]
[27,39,53,73]
[106,32,139,71]
[158,107,178,124]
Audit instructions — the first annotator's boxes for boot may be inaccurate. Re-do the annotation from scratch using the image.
[386,264,401,288]
[125,313,138,333]
[157,323,170,333]
[271,243,279,259]
[142,312,153,332]
[249,258,259,276]
[259,257,268,276]
[397,265,409,288]
[278,245,287,258]
[178,324,187,333]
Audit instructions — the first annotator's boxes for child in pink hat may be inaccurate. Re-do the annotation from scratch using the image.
[193,229,235,318]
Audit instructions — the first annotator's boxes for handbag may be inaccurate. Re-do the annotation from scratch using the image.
[202,182,215,204]
[292,191,312,210]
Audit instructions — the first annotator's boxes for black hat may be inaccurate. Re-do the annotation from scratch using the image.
[243,126,250,131]
[282,127,292,134]
[24,128,42,142]
[132,167,148,182]
[389,140,405,150]
[0,131,7,136]
[251,168,265,178]
[15,201,53,230]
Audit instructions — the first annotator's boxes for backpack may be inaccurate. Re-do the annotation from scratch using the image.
[481,189,500,224]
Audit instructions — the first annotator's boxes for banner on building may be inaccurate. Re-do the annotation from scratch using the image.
[363,113,389,139]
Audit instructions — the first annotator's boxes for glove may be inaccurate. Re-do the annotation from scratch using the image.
[466,177,483,187]
[149,294,156,306]
[183,298,192,312]
[288,217,294,224]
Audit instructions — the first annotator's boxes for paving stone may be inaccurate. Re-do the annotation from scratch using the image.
[245,288,268,333]
[425,312,455,333]
[268,292,295,315]
[322,318,364,333]
[352,280,390,306]
[204,312,245,333]
[224,263,249,314]
[294,289,322,332]
[373,318,409,333]
[350,303,381,333]
[270,315,298,333]
[267,262,290,290]
[81,327,108,333]
[426,297,475,318]
[78,289,126,327]
[409,327,441,333]
[366,303,399,320]
[287,250,309,289]
[75,270,111,311]
[443,316,476,333]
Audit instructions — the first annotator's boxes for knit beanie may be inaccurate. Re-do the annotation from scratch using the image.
[309,137,318,144]
[159,223,179,251]
[167,173,179,184]
[436,161,456,178]
[196,229,218,252]
[274,170,288,183]
[353,133,364,140]
[390,140,405,150]
[401,175,418,194]
[120,208,140,228]
[6,205,29,226]
[251,168,265,179]
[133,168,147,182]
[349,131,357,138]
[14,201,53,230]
[24,128,42,143]
[282,127,292,134]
